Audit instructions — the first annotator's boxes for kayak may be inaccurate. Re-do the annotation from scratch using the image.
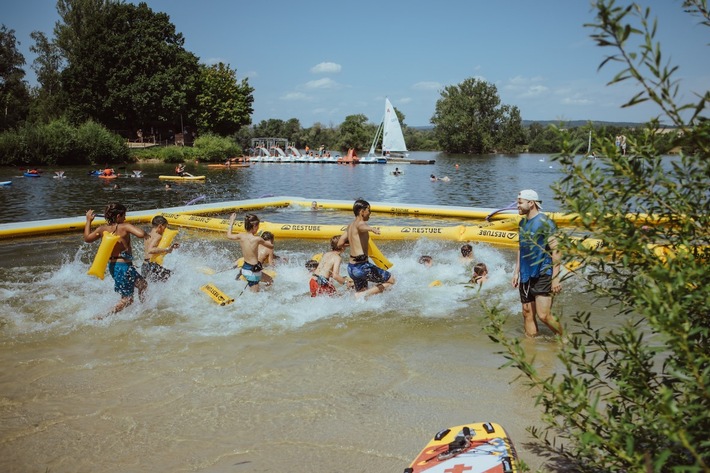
[159,175,206,181]
[24,172,41,177]
[404,422,519,473]
[98,174,118,179]
[207,163,250,168]
[0,181,11,186]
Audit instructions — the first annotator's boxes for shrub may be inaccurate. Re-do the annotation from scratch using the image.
[483,2,710,472]
[193,133,241,162]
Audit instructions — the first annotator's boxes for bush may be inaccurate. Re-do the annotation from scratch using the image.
[193,133,241,162]
[483,2,710,472]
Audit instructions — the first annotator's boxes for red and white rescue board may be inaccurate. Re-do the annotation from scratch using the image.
[404,422,519,473]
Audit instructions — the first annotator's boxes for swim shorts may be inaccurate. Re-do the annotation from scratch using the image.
[241,261,263,287]
[310,275,336,297]
[108,262,144,298]
[347,261,391,293]
[519,273,552,304]
[141,261,171,282]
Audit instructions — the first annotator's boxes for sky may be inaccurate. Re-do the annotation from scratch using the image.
[4,0,709,127]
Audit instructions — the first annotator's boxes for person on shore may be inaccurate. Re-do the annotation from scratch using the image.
[83,202,148,316]
[227,213,274,293]
[310,236,351,297]
[338,199,395,298]
[511,189,563,338]
[141,215,179,282]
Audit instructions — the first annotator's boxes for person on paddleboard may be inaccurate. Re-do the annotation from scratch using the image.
[141,215,179,282]
[84,202,148,316]
[227,213,274,293]
[310,236,352,297]
[338,199,395,299]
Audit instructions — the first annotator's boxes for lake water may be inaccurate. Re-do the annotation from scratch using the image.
[0,152,599,472]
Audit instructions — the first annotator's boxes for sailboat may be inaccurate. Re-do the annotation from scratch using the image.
[362,98,409,164]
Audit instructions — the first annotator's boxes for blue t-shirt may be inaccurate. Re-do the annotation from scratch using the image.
[519,213,557,283]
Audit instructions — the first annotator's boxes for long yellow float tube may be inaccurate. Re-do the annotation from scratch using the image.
[161,213,604,250]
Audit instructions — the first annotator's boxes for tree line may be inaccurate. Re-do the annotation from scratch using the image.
[0,0,682,166]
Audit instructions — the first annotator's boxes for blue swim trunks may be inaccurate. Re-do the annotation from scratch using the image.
[241,261,263,287]
[108,262,144,298]
[347,261,391,292]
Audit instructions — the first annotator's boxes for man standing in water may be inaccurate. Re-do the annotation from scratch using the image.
[338,199,395,298]
[511,189,563,338]
[84,202,148,316]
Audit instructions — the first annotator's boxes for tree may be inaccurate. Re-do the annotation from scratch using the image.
[431,78,521,154]
[336,113,372,152]
[0,25,30,130]
[55,0,200,131]
[29,31,65,123]
[484,1,709,471]
[194,62,254,136]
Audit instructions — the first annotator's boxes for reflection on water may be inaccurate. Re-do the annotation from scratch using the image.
[0,153,607,472]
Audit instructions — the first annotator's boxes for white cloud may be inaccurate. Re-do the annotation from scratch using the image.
[281,92,310,101]
[310,62,342,74]
[304,78,339,89]
[412,81,441,91]
[398,97,413,104]
[562,96,593,106]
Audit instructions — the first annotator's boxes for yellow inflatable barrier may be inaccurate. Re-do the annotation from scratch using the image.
[200,283,235,306]
[150,227,179,265]
[87,231,120,280]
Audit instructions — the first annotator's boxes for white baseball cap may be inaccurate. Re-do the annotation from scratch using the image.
[518,189,542,208]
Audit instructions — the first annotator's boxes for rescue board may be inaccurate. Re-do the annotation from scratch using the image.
[404,422,519,473]
[200,283,235,306]
[159,175,206,181]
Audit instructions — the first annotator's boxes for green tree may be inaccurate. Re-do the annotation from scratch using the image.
[0,25,30,130]
[194,62,253,136]
[431,77,520,154]
[336,114,373,152]
[484,1,709,471]
[28,30,65,123]
[55,0,199,131]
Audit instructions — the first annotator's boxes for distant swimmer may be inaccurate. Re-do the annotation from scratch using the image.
[310,236,352,297]
[227,213,274,293]
[338,199,395,299]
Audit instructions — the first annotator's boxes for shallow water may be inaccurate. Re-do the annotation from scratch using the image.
[0,153,608,472]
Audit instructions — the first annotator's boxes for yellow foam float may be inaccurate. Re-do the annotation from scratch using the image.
[200,283,235,306]
[149,227,179,265]
[87,231,120,280]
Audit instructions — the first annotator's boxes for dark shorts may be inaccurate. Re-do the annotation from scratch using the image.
[141,261,172,282]
[108,262,144,298]
[347,261,391,292]
[519,273,552,304]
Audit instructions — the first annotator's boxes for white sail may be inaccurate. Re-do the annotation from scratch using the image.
[382,98,407,153]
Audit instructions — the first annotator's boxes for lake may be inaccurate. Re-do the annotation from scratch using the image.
[0,152,598,472]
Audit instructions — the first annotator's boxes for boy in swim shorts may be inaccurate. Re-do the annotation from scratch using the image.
[227,213,274,293]
[142,215,179,282]
[310,236,352,297]
[338,199,395,299]
[84,202,148,316]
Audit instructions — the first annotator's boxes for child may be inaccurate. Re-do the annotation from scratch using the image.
[460,244,474,263]
[418,255,433,267]
[141,215,179,282]
[310,236,351,297]
[227,213,274,293]
[470,262,489,285]
[83,202,148,315]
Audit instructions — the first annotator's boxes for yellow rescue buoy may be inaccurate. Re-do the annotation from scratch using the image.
[150,227,178,265]
[368,239,393,270]
[200,283,235,306]
[87,231,120,280]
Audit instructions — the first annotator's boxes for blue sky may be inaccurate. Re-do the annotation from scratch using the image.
[5,0,709,127]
